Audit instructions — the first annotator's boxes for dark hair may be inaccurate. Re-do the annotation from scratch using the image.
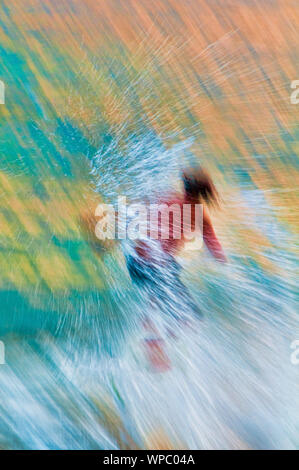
[182,168,219,206]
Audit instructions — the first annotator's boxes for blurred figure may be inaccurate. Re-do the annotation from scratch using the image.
[80,170,226,372]
[126,168,226,372]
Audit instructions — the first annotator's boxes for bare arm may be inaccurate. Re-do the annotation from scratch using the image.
[202,205,227,262]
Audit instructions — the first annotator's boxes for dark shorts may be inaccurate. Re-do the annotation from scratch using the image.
[126,254,202,320]
[126,254,180,286]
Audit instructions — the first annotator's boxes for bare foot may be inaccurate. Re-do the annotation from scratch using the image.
[144,338,171,373]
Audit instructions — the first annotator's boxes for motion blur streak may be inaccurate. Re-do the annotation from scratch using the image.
[0,0,298,449]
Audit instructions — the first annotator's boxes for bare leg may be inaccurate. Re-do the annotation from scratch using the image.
[142,315,171,373]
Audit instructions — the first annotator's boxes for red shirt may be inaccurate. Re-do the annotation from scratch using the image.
[134,193,226,262]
